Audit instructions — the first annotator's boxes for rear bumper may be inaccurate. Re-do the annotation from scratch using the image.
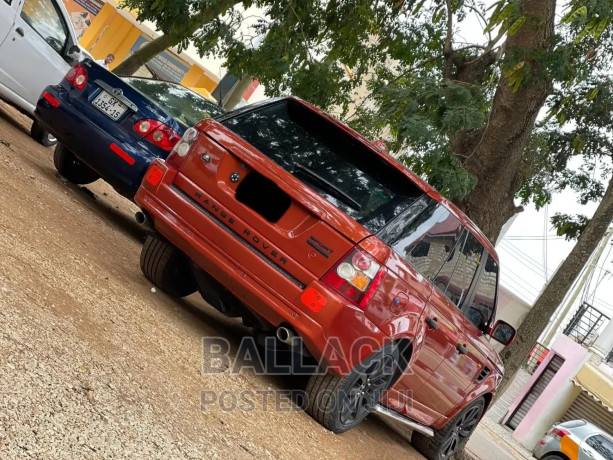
[34,85,158,198]
[135,161,390,376]
[532,436,558,458]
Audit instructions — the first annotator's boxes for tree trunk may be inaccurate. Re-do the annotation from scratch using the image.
[114,34,175,76]
[497,174,613,397]
[451,0,556,243]
[222,75,255,109]
[113,0,241,76]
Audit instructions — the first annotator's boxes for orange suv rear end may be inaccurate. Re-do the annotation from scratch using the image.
[134,97,516,460]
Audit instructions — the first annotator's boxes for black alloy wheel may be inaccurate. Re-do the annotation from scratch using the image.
[338,352,397,428]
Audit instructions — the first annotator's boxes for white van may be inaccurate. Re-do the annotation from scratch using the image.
[0,0,84,145]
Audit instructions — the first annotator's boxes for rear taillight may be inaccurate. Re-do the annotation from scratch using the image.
[166,127,199,169]
[65,64,87,90]
[134,119,181,152]
[551,427,570,439]
[322,248,385,309]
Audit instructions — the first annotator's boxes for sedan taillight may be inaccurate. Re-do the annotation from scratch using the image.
[322,248,385,309]
[65,64,88,90]
[551,427,570,439]
[134,119,181,152]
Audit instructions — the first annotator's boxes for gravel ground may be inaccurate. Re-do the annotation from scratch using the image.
[0,101,425,460]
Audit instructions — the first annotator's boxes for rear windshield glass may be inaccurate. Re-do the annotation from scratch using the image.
[122,78,225,126]
[220,100,423,232]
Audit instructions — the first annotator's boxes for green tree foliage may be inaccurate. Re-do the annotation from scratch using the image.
[203,0,612,241]
[119,1,613,239]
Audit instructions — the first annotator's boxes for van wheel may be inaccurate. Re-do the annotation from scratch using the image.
[140,233,197,298]
[54,144,99,185]
[412,397,485,460]
[31,120,58,147]
[305,343,399,434]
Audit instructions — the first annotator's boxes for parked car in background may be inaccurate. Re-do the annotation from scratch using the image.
[534,420,613,460]
[34,59,225,199]
[0,0,84,146]
[134,97,517,460]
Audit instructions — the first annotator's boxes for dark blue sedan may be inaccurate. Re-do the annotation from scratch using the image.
[34,58,225,199]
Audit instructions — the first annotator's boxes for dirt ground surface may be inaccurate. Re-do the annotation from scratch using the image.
[0,100,425,459]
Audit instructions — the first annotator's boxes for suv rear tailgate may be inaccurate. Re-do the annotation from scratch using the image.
[172,124,360,285]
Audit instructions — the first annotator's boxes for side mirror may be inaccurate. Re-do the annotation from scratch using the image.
[491,320,516,346]
[67,45,81,59]
[64,45,82,66]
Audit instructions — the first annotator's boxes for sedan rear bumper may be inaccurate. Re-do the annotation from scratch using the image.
[34,85,157,198]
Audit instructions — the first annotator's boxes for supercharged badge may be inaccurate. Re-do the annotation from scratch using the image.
[307,236,333,258]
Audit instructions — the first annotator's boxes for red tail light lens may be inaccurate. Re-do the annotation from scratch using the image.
[134,119,181,152]
[551,427,570,439]
[144,164,164,187]
[65,64,88,89]
[166,127,200,169]
[322,248,384,309]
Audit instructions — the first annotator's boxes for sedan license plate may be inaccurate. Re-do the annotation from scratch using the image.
[92,90,127,121]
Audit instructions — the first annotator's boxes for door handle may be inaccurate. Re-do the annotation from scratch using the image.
[456,344,468,355]
[425,317,439,330]
[15,27,24,37]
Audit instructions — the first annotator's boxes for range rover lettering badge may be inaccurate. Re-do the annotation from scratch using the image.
[230,172,240,183]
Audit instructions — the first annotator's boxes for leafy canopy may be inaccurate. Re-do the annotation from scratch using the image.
[123,0,613,237]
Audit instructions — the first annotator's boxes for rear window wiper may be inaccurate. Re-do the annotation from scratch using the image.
[292,163,361,211]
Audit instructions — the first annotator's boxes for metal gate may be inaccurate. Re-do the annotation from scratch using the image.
[506,355,565,430]
[561,392,613,435]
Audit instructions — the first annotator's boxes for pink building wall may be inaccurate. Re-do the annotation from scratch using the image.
[503,335,590,449]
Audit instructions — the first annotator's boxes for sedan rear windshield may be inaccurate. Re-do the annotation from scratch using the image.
[220,100,423,232]
[122,78,225,127]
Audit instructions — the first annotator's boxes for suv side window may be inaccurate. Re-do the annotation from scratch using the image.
[586,435,613,460]
[21,0,68,55]
[464,252,498,330]
[379,197,464,281]
[434,231,482,307]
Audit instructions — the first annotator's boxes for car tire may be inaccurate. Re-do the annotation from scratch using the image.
[412,396,485,460]
[541,455,565,460]
[305,343,399,434]
[140,233,197,298]
[31,120,58,147]
[53,144,99,185]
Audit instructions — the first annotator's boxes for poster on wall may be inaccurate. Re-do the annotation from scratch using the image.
[129,36,190,83]
[61,0,105,39]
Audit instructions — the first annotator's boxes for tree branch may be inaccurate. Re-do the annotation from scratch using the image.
[289,2,315,63]
[443,0,454,79]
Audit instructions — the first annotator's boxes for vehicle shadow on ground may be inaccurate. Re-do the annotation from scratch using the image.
[54,175,147,244]
[177,292,413,444]
[173,293,414,445]
[0,104,31,138]
[174,293,313,393]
